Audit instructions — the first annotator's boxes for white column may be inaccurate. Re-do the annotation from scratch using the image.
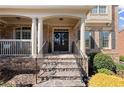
[31,18,37,58]
[38,18,43,57]
[80,18,85,54]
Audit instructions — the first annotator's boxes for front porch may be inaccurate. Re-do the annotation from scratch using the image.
[0,15,86,58]
[0,7,94,86]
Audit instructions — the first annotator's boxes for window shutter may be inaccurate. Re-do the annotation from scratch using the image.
[91,32,95,49]
[112,32,115,49]
[99,31,102,48]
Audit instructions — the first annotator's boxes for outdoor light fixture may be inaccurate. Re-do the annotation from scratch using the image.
[16,17,21,20]
[59,18,63,21]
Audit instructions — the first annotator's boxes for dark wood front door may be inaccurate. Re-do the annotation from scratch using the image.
[54,32,69,51]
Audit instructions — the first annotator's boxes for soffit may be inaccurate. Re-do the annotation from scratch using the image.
[0,6,94,14]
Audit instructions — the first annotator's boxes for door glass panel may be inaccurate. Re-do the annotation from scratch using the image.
[15,31,21,39]
[54,31,69,51]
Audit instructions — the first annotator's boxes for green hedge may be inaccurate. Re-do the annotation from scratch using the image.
[120,56,124,62]
[93,53,116,72]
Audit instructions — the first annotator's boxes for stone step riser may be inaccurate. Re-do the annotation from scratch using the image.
[38,65,79,69]
[37,70,81,77]
[37,76,81,81]
[37,60,77,63]
[37,58,77,60]
[40,68,79,72]
[37,62,78,65]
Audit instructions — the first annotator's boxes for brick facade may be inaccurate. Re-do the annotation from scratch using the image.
[118,30,124,56]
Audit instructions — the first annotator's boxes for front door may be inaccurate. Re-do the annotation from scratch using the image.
[54,31,69,51]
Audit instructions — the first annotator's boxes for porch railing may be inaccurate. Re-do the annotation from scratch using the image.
[0,39,31,57]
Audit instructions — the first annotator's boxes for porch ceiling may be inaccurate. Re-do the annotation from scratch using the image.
[0,16,32,25]
[44,17,79,27]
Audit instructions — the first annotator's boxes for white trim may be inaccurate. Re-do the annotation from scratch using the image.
[52,27,71,53]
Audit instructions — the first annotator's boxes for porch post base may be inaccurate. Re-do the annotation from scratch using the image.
[31,54,37,58]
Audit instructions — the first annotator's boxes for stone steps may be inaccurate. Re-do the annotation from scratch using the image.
[37,76,81,80]
[34,54,85,87]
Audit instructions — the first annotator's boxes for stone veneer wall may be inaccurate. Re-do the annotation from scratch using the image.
[0,25,14,39]
[103,51,119,63]
[0,57,37,71]
[0,57,38,85]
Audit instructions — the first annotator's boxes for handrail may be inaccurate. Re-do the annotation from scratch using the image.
[37,41,48,57]
[41,41,47,49]
[73,41,88,76]
[73,41,87,59]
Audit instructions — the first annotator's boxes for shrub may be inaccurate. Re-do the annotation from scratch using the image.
[93,53,116,72]
[120,56,124,62]
[89,73,124,87]
[98,68,115,75]
[115,63,124,71]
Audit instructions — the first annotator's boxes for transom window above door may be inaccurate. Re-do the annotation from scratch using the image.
[15,27,31,39]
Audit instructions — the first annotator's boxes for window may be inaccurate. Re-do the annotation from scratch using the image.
[99,6,106,14]
[91,6,107,14]
[15,31,21,39]
[85,31,91,48]
[15,27,31,39]
[91,6,98,14]
[100,32,109,48]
